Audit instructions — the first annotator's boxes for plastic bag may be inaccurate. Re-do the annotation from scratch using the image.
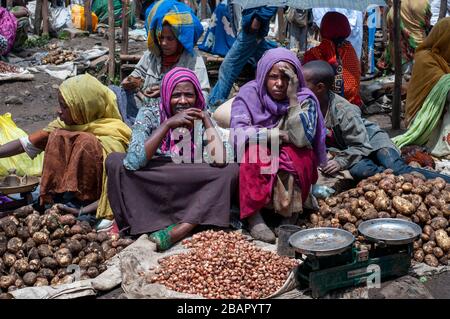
[71,4,98,31]
[0,113,43,176]
[312,184,336,199]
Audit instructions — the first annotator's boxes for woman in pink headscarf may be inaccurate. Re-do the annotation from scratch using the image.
[106,67,238,251]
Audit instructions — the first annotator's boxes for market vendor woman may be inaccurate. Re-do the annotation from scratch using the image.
[114,0,210,126]
[0,74,131,224]
[106,67,238,251]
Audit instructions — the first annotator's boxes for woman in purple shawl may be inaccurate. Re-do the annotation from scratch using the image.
[230,47,326,243]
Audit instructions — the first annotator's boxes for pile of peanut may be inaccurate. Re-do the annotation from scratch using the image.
[147,230,298,299]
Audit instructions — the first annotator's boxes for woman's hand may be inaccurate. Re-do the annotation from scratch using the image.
[280,65,299,103]
[321,160,341,175]
[143,85,160,98]
[165,108,203,130]
[122,76,143,90]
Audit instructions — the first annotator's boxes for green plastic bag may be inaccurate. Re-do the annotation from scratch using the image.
[0,113,43,176]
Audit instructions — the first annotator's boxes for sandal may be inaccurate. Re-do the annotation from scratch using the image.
[149,224,177,251]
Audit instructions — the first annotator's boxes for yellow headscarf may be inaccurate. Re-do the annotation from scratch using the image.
[44,74,132,220]
[405,17,450,124]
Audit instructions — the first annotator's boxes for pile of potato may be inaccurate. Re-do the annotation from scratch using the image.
[147,230,298,299]
[0,205,133,294]
[313,170,450,267]
[42,44,77,65]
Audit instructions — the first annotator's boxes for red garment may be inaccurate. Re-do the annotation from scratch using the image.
[303,39,362,106]
[239,144,318,219]
[320,12,351,40]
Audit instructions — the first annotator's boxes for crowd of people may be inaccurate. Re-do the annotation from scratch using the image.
[1,0,450,251]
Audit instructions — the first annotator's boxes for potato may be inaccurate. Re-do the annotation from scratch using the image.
[435,229,450,252]
[413,239,423,250]
[1,220,17,238]
[401,183,413,193]
[428,206,442,218]
[79,253,99,268]
[379,178,395,191]
[0,275,16,290]
[37,268,54,281]
[58,215,76,226]
[22,272,37,286]
[28,259,40,272]
[336,209,352,223]
[374,197,390,211]
[37,244,53,258]
[41,257,58,269]
[54,248,72,267]
[325,197,338,207]
[13,259,29,275]
[15,278,24,289]
[26,214,41,235]
[319,204,332,218]
[50,239,61,247]
[433,247,445,258]
[362,183,377,192]
[16,227,30,241]
[424,194,439,208]
[424,254,439,267]
[32,232,49,245]
[392,196,415,216]
[423,225,434,237]
[309,213,319,225]
[44,214,60,232]
[13,205,34,219]
[411,214,420,224]
[96,232,109,243]
[105,248,117,260]
[87,267,99,278]
[364,191,377,203]
[432,177,446,190]
[423,241,436,255]
[416,210,431,224]
[430,217,449,230]
[49,228,65,240]
[361,208,378,221]
[34,277,49,286]
[421,233,430,242]
[7,237,22,254]
[66,239,83,255]
[70,224,84,236]
[98,264,107,273]
[343,223,357,235]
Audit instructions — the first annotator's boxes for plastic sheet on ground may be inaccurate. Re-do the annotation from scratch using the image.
[30,62,76,80]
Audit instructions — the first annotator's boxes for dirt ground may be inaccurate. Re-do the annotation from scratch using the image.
[1,33,147,134]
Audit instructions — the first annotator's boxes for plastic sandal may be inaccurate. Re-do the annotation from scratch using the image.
[149,223,177,251]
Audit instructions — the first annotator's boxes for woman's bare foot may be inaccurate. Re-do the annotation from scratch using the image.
[247,212,276,244]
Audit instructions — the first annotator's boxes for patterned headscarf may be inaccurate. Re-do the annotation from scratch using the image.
[145,0,204,56]
[0,8,17,56]
[159,67,205,154]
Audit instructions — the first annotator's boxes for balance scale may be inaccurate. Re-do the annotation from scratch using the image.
[0,169,39,214]
[289,218,422,298]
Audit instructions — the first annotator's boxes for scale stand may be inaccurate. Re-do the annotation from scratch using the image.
[296,244,413,298]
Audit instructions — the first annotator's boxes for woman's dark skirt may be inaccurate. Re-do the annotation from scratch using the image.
[106,152,239,235]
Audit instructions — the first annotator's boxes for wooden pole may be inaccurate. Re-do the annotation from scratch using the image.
[108,0,116,82]
[277,7,286,42]
[392,0,402,130]
[439,0,448,20]
[42,0,49,36]
[382,6,388,44]
[84,0,93,33]
[201,0,207,19]
[34,0,43,35]
[121,0,129,54]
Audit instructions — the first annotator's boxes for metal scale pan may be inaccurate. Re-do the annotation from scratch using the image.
[289,228,355,257]
[358,218,422,245]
